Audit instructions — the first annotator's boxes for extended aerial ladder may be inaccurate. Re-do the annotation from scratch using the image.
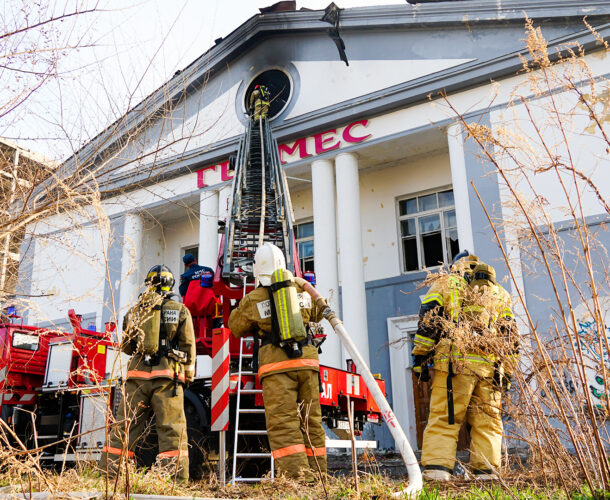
[221,117,299,285]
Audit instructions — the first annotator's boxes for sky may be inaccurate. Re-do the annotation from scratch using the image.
[1,0,405,161]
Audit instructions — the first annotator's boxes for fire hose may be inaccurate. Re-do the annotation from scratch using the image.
[296,278,423,498]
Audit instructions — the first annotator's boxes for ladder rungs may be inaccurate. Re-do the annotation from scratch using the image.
[233,477,273,483]
[239,408,265,414]
[240,389,262,394]
[237,429,268,435]
[239,371,256,375]
[235,452,272,458]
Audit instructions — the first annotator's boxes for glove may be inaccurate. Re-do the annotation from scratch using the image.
[413,355,430,383]
[314,296,329,309]
[185,369,195,385]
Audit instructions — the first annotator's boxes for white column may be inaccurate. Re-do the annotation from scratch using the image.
[447,122,475,253]
[311,158,342,368]
[199,190,219,267]
[335,152,370,368]
[118,212,144,322]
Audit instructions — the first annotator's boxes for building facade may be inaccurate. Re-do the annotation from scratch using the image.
[18,1,610,448]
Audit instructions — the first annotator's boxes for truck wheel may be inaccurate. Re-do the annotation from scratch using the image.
[184,389,211,480]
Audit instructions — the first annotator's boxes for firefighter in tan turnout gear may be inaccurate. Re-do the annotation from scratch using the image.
[249,84,270,121]
[412,251,518,481]
[228,243,327,482]
[99,265,196,481]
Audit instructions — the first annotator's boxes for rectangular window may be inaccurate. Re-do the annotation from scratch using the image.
[295,221,314,272]
[397,189,459,272]
[12,331,40,351]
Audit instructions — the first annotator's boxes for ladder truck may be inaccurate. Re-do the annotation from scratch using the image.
[184,117,386,482]
[0,118,387,481]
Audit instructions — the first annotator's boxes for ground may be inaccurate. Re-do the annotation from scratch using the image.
[0,452,594,499]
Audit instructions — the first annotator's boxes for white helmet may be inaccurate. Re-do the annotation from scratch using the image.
[253,243,286,286]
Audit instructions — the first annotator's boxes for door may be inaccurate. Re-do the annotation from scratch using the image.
[387,315,419,448]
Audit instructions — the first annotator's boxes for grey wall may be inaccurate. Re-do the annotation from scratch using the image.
[365,271,428,449]
[463,114,511,285]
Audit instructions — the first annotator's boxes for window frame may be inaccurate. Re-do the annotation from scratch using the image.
[396,186,458,274]
[11,331,40,352]
[295,218,315,273]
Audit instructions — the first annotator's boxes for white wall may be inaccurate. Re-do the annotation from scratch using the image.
[291,188,313,222]
[360,153,453,282]
[29,225,108,328]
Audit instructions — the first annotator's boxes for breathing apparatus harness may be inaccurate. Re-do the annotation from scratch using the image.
[260,268,313,359]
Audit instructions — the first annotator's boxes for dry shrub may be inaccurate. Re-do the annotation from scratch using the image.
[440,16,610,497]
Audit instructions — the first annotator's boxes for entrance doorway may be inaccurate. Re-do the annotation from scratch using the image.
[387,314,470,452]
[387,315,419,448]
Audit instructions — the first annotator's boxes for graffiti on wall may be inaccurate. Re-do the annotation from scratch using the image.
[573,297,610,409]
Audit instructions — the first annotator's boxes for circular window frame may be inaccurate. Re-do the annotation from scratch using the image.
[242,67,294,122]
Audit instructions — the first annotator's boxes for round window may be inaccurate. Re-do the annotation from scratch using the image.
[244,69,292,120]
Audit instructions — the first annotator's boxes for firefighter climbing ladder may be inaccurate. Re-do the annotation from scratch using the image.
[231,336,274,483]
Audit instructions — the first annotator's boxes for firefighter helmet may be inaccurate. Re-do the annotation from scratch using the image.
[253,243,286,286]
[470,262,496,287]
[451,251,479,281]
[145,264,175,292]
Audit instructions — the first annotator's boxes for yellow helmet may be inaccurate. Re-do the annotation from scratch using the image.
[145,264,175,292]
[470,262,496,287]
[451,251,479,280]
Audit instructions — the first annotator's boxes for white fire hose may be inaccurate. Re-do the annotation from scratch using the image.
[296,278,423,498]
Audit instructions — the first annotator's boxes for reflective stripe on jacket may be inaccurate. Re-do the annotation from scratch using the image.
[228,284,324,380]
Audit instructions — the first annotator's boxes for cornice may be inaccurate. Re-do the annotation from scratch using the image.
[64,1,610,183]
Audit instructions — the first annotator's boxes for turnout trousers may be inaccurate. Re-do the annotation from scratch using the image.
[98,378,189,480]
[261,370,327,481]
[253,100,270,121]
[421,371,503,473]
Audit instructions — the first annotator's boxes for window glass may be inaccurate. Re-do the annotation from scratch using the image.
[419,214,441,234]
[297,222,314,239]
[402,238,418,272]
[419,193,437,212]
[12,331,39,351]
[422,233,444,268]
[400,219,416,237]
[298,240,314,258]
[296,221,314,273]
[439,190,455,208]
[397,189,458,272]
[399,198,418,216]
[446,229,460,262]
[444,210,457,228]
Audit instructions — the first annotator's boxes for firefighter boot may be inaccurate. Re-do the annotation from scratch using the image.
[422,468,453,481]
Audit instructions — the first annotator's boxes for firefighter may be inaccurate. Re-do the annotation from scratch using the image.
[413,253,518,481]
[99,265,196,481]
[249,84,270,121]
[179,253,214,297]
[228,243,327,482]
